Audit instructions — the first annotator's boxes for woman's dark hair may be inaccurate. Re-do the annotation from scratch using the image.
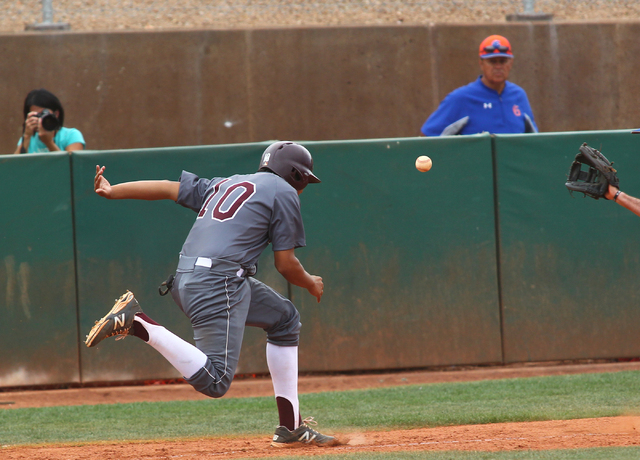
[23,89,65,127]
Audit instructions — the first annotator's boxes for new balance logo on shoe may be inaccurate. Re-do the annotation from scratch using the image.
[298,431,317,442]
[114,313,126,329]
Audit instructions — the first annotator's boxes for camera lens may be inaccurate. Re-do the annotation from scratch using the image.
[40,111,60,131]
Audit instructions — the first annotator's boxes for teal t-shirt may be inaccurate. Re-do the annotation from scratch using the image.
[18,127,85,153]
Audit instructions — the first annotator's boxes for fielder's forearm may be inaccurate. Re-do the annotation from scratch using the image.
[110,180,179,201]
[616,192,640,218]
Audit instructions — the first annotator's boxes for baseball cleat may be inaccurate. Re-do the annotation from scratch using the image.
[85,291,142,347]
[271,417,338,448]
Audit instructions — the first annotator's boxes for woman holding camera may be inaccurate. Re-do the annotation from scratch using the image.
[14,88,85,154]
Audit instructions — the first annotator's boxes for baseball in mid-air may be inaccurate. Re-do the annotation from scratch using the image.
[415,155,432,172]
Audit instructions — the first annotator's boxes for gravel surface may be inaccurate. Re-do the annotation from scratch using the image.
[2,0,640,34]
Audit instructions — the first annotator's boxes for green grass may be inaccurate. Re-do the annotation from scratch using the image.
[1,370,639,446]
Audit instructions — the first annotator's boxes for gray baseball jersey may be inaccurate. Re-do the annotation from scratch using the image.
[177,170,306,265]
[172,170,306,397]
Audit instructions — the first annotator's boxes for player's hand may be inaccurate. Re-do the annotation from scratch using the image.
[605,184,619,201]
[308,275,324,303]
[94,165,113,198]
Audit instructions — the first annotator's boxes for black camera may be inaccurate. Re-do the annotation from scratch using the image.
[36,109,61,132]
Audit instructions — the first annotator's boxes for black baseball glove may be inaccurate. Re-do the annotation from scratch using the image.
[565,143,619,200]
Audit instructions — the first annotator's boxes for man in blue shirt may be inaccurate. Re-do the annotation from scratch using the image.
[421,35,538,136]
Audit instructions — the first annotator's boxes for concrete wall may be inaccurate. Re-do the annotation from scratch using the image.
[1,22,639,154]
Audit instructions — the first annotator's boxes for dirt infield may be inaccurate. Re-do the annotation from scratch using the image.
[2,361,640,458]
[3,416,640,459]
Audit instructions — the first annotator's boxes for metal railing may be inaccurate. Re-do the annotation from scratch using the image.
[507,0,553,21]
[25,0,70,31]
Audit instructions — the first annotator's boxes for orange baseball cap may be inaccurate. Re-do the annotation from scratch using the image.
[479,35,513,59]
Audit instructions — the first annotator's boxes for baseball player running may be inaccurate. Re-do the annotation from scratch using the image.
[85,141,337,447]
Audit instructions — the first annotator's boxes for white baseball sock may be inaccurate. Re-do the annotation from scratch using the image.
[266,342,300,429]
[134,316,207,379]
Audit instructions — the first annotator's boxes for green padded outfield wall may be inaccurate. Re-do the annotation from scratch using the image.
[495,131,640,362]
[291,135,503,371]
[0,153,79,386]
[72,143,291,382]
[11,131,640,386]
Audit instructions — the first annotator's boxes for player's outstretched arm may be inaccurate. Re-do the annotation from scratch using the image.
[274,249,324,303]
[605,184,640,217]
[95,165,179,201]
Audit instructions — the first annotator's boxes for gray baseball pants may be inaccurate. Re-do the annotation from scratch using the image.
[170,256,301,398]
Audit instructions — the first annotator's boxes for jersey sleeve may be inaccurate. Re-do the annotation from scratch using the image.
[269,185,306,251]
[420,91,465,136]
[176,170,212,213]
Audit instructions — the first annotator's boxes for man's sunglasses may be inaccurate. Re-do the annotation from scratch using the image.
[483,44,510,53]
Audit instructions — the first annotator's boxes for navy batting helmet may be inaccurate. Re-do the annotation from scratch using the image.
[258,141,321,191]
